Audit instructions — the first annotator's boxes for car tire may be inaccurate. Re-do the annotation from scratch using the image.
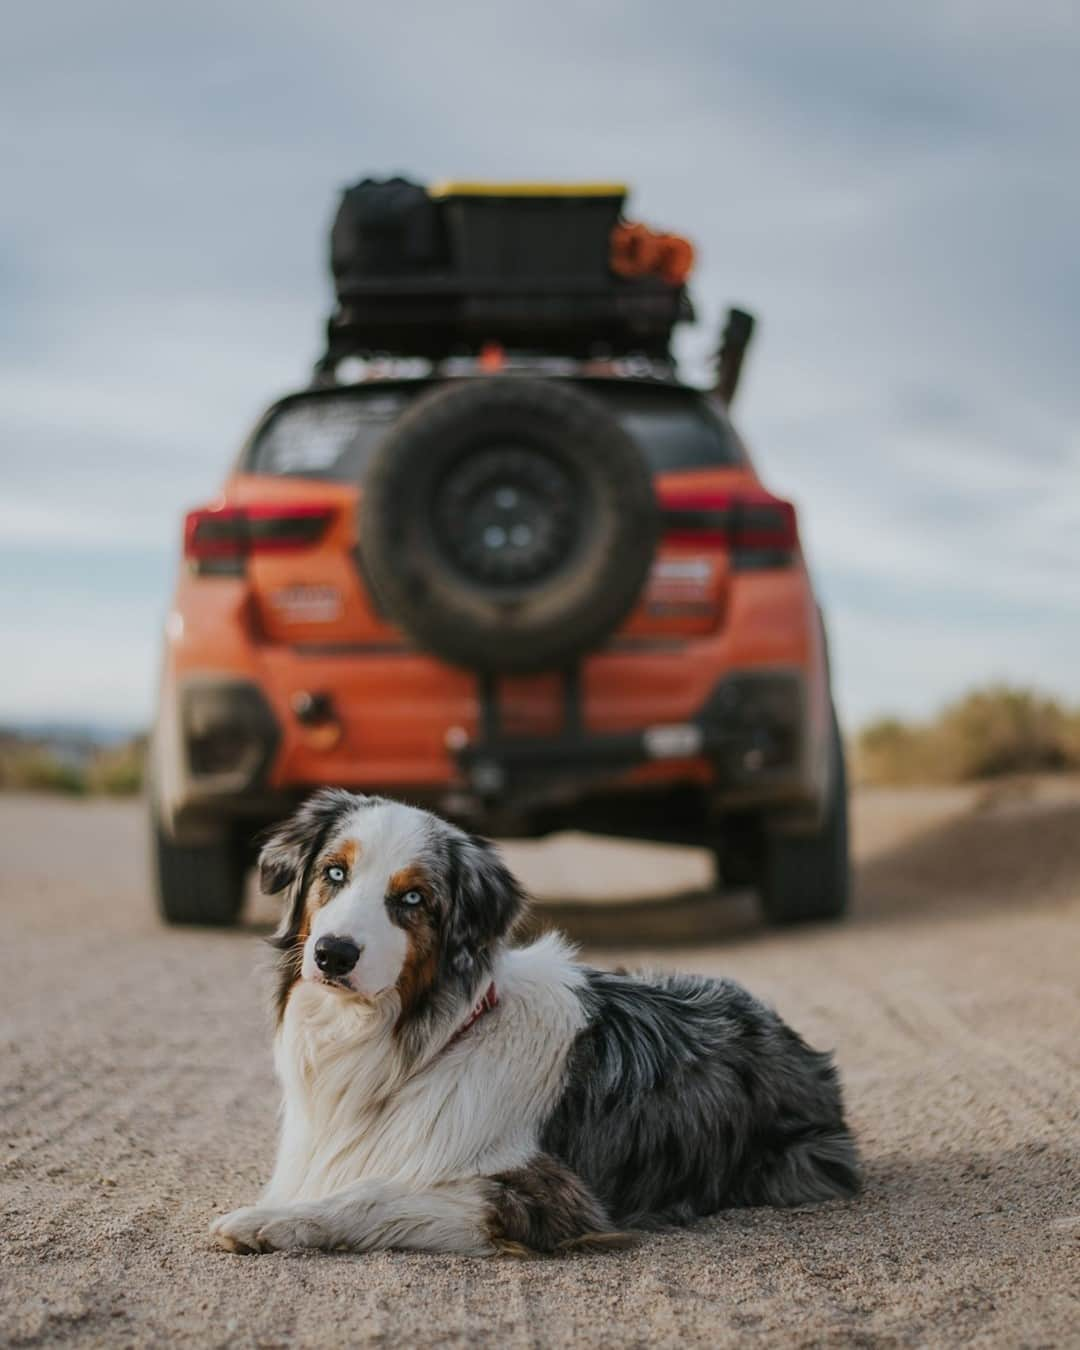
[711,813,763,891]
[757,711,850,925]
[151,810,247,927]
[359,378,658,672]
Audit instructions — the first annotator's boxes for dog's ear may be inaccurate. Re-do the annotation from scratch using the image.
[259,788,362,894]
[442,834,525,981]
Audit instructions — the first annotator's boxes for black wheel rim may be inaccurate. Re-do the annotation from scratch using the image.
[433,446,581,587]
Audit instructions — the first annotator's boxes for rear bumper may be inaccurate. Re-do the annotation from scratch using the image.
[159,665,825,834]
[453,669,814,809]
[157,565,831,834]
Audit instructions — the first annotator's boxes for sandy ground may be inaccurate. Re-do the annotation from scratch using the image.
[2,782,1078,1349]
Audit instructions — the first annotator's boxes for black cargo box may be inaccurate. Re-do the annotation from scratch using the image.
[324,179,690,362]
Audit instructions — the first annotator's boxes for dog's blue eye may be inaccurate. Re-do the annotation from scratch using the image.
[402,890,423,906]
[325,865,346,884]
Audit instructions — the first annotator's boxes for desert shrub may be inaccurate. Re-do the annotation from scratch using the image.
[87,738,146,795]
[0,734,145,796]
[857,717,938,785]
[855,685,1080,785]
[937,686,1076,779]
[0,748,89,795]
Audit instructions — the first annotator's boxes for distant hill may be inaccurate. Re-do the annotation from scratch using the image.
[1,720,142,748]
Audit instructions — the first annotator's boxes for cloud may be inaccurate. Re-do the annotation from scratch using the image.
[1,0,1077,726]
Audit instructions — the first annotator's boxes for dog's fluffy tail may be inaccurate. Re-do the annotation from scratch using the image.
[733,1126,862,1208]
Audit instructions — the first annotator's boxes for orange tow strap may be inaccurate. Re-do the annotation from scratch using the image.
[610,221,695,286]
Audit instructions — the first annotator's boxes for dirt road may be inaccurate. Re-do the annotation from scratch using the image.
[2,784,1078,1348]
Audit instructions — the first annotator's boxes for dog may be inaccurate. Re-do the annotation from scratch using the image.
[210,790,860,1256]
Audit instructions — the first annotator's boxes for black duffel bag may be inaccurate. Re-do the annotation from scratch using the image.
[330,177,444,287]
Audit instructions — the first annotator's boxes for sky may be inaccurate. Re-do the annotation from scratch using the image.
[2,0,1077,730]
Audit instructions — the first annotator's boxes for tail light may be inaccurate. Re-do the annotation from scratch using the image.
[659,488,798,569]
[184,503,335,571]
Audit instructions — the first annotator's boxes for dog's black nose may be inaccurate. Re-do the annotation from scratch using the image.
[314,935,361,978]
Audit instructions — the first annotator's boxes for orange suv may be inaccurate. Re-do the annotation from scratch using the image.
[150,181,848,928]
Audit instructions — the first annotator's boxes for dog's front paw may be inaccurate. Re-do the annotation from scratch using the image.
[210,1205,328,1255]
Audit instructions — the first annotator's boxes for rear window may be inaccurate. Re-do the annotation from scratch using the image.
[246,382,740,480]
[582,384,742,472]
[248,389,418,479]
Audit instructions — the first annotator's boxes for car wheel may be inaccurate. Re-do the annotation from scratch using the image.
[757,711,850,925]
[151,808,247,927]
[711,813,763,891]
[359,378,658,672]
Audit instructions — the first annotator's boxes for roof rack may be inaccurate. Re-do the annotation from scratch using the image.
[309,349,682,390]
[317,179,695,375]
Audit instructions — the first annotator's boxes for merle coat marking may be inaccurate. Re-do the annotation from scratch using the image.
[210,791,859,1257]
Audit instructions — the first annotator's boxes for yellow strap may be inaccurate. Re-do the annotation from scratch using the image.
[428,180,627,199]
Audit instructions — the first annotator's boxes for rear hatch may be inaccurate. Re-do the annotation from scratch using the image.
[185,379,795,653]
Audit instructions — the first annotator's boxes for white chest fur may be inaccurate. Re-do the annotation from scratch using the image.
[264,934,587,1205]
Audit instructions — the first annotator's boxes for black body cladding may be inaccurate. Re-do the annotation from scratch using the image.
[541,969,860,1226]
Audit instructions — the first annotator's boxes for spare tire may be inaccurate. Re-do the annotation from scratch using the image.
[359,378,658,672]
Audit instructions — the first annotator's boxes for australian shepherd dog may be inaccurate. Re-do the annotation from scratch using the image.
[210,790,860,1257]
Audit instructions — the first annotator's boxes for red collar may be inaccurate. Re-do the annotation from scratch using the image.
[449,982,498,1046]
